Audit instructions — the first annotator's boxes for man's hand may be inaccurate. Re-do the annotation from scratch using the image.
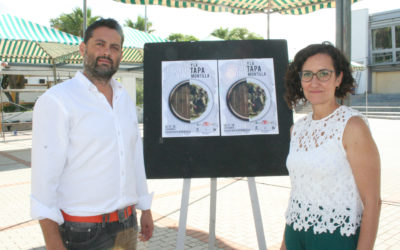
[39,219,66,250]
[139,209,154,241]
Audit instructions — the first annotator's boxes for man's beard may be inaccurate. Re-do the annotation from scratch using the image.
[83,52,120,82]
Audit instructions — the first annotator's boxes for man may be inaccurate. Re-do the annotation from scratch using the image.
[31,18,153,249]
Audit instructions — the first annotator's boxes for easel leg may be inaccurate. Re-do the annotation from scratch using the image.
[248,177,267,250]
[176,178,191,250]
[0,85,5,142]
[208,178,217,249]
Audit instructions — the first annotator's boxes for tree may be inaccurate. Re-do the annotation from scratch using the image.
[211,27,229,40]
[50,7,100,37]
[229,28,263,40]
[125,16,154,33]
[167,33,199,42]
[211,27,263,40]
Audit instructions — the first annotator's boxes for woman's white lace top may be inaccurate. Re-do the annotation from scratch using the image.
[285,105,367,236]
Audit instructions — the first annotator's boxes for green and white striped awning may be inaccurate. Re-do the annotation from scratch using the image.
[66,47,145,64]
[0,14,166,64]
[123,26,167,48]
[67,26,167,64]
[114,0,360,15]
[0,13,82,64]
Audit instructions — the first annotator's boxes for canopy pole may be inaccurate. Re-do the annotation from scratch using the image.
[83,0,87,37]
[343,0,351,61]
[145,5,148,33]
[335,0,343,50]
[336,0,352,59]
[52,60,57,87]
[336,0,351,106]
[267,0,271,39]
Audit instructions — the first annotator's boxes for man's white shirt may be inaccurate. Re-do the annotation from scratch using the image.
[31,71,152,225]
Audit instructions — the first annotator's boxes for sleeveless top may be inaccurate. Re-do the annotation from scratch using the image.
[285,105,367,236]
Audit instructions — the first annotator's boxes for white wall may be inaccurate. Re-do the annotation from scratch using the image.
[120,76,137,105]
[119,75,144,123]
[25,76,47,85]
[351,9,369,94]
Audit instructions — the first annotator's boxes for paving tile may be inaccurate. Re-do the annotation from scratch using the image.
[0,116,399,249]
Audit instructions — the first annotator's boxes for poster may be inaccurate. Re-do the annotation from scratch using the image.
[162,60,220,138]
[219,58,279,136]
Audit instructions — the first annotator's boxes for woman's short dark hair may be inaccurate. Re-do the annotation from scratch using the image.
[284,42,354,109]
[83,18,124,46]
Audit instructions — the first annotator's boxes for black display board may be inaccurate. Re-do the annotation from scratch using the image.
[143,40,293,178]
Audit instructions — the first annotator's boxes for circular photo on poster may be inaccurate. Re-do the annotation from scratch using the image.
[226,77,271,121]
[169,79,213,123]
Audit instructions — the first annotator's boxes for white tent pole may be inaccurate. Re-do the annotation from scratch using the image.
[83,0,87,37]
[145,5,148,33]
[267,0,271,39]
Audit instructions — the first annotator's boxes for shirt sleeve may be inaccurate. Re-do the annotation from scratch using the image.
[30,93,69,225]
[133,121,153,211]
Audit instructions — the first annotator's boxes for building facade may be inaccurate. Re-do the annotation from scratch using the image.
[352,8,400,94]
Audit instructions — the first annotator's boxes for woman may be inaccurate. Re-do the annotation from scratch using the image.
[281,43,381,250]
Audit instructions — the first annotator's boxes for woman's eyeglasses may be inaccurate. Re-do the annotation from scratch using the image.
[299,69,334,82]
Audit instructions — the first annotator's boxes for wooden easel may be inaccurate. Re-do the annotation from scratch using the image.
[176,177,267,250]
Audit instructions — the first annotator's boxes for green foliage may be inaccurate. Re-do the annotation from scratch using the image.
[124,16,154,33]
[136,79,144,106]
[228,28,263,40]
[167,33,199,42]
[211,27,229,40]
[211,27,263,40]
[50,7,100,37]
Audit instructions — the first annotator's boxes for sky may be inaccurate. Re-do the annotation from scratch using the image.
[0,0,399,58]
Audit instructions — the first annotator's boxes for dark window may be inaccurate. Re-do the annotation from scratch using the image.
[372,52,393,64]
[372,27,392,50]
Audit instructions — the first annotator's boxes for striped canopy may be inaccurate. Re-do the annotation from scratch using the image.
[67,26,167,64]
[114,0,360,15]
[0,14,81,64]
[0,14,167,65]
[123,26,167,48]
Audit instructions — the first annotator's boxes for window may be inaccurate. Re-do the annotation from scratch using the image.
[373,52,392,64]
[372,27,392,50]
[371,24,400,65]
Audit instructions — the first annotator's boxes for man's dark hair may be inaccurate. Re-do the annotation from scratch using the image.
[284,42,354,109]
[84,18,124,45]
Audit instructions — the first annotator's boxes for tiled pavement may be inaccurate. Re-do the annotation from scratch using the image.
[0,115,399,250]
